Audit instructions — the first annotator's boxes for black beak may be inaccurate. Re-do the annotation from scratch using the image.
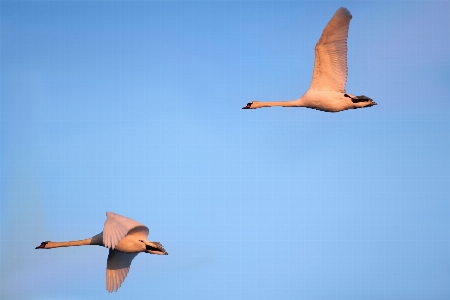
[242,103,252,109]
[35,241,49,249]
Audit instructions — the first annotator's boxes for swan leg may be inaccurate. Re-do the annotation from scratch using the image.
[143,240,168,255]
[352,100,377,109]
[345,93,373,103]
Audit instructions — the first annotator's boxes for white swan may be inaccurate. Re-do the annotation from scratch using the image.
[243,7,376,112]
[35,212,168,292]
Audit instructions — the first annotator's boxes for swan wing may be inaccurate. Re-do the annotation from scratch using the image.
[309,7,352,92]
[106,249,139,292]
[103,212,149,249]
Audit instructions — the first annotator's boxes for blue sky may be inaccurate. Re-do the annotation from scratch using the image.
[1,1,449,299]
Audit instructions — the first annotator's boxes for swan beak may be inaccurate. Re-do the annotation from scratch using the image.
[35,241,49,249]
[242,102,252,109]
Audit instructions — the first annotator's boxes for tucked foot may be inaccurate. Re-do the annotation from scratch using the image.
[352,100,377,109]
[152,242,168,255]
[141,240,168,255]
[345,94,374,103]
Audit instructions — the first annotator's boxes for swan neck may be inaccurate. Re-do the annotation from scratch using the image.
[253,98,304,108]
[46,232,103,248]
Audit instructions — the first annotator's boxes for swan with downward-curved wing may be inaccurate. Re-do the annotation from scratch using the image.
[35,212,168,292]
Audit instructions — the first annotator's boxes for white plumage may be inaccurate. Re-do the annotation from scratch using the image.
[106,250,139,293]
[35,212,168,292]
[243,7,376,112]
[103,211,148,250]
[310,7,350,93]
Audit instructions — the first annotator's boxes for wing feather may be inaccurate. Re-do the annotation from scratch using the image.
[103,212,149,249]
[310,7,352,92]
[106,250,139,292]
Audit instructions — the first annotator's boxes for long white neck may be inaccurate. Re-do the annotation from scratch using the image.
[251,98,304,109]
[43,232,103,249]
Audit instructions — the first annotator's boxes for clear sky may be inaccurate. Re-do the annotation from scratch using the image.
[1,1,449,299]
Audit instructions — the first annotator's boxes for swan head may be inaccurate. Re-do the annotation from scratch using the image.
[35,241,51,249]
[242,101,256,109]
[138,240,168,255]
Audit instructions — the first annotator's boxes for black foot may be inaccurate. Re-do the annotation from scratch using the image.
[351,95,373,103]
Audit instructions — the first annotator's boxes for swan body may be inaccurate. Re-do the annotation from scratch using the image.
[35,212,168,292]
[243,7,376,112]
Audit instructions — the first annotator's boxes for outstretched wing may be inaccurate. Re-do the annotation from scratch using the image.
[103,212,149,249]
[309,7,352,92]
[106,249,139,292]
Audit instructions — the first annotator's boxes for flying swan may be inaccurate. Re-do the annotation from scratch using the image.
[35,212,168,292]
[242,7,376,112]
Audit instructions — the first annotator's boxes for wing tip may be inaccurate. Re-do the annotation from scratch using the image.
[337,7,352,19]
